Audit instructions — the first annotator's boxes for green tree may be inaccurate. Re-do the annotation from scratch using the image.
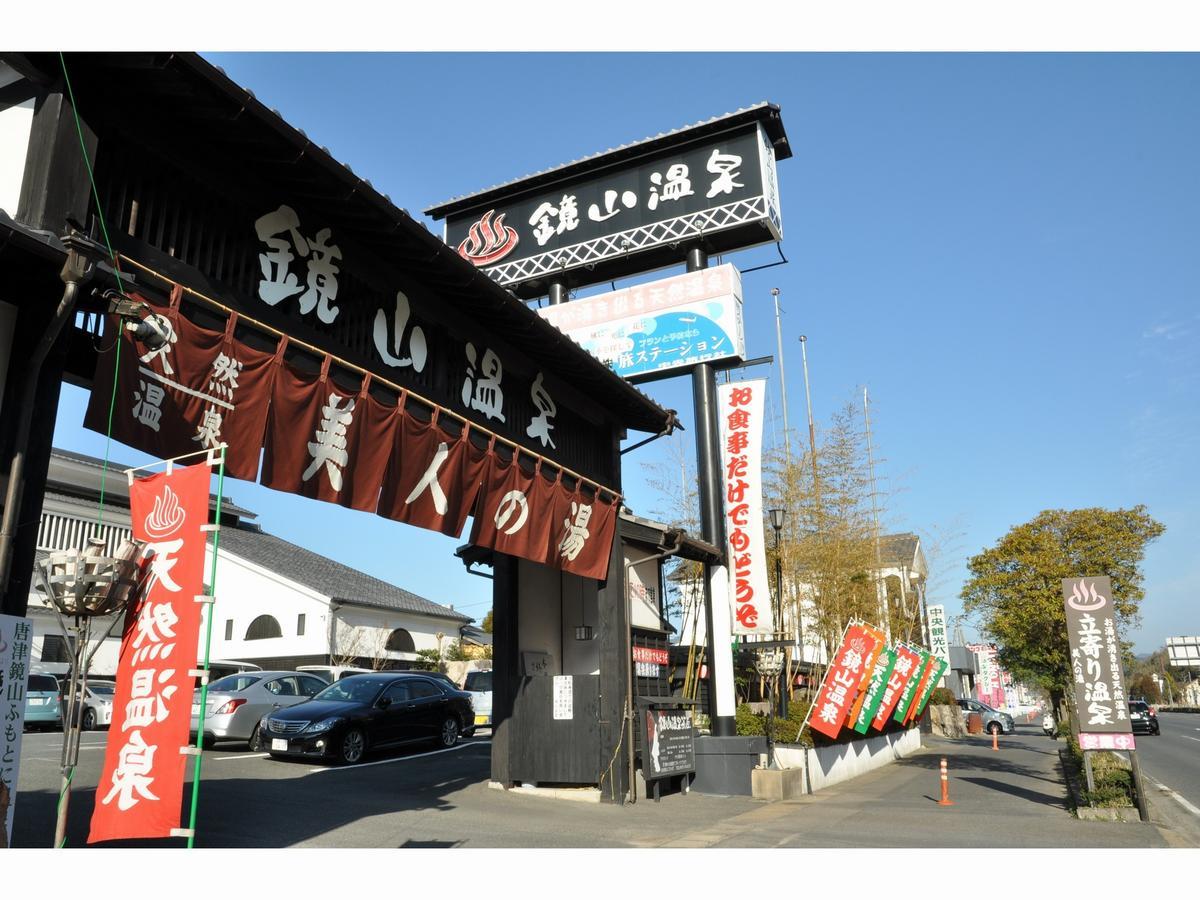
[960,506,1164,719]
[481,609,493,634]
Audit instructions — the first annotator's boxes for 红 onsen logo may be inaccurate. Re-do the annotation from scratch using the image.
[1067,579,1108,612]
[457,209,519,266]
[143,484,186,539]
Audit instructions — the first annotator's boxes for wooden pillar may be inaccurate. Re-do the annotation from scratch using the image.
[490,552,519,787]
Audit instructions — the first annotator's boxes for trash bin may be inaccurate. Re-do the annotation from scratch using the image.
[966,711,983,734]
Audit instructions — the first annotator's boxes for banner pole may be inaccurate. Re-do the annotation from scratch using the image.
[185,446,226,848]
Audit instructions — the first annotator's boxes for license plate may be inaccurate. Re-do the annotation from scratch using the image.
[474,714,488,725]
[271,739,288,751]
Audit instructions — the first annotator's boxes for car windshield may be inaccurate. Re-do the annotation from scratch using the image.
[1129,702,1149,711]
[465,672,493,692]
[208,674,262,693]
[314,677,387,704]
[977,702,996,712]
[28,675,59,692]
[89,683,116,695]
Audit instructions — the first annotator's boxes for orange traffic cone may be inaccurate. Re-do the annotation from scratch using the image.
[938,757,954,806]
[992,728,999,751]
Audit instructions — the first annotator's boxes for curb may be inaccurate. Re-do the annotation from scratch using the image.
[1057,748,1141,823]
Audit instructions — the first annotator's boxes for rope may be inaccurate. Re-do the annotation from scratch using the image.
[59,52,129,531]
[52,52,135,848]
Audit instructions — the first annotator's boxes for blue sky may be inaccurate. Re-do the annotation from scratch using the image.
[51,53,1199,651]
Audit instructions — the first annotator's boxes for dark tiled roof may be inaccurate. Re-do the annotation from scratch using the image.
[878,533,920,568]
[217,525,471,624]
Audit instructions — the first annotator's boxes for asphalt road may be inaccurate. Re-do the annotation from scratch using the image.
[1132,711,1200,836]
[11,719,1189,849]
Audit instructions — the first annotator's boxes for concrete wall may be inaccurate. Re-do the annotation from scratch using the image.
[773,727,922,794]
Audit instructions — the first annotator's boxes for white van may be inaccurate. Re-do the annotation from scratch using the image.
[297,664,374,683]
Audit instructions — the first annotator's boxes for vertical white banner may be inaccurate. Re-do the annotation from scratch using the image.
[717,378,773,636]
[0,614,34,847]
[927,604,950,664]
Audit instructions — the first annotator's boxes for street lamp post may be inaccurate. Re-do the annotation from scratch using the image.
[769,507,786,719]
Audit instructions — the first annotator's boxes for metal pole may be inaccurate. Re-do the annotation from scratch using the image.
[863,387,888,639]
[548,281,568,306]
[798,336,818,491]
[774,524,787,720]
[771,288,790,467]
[688,247,734,737]
[186,448,227,847]
[53,616,86,848]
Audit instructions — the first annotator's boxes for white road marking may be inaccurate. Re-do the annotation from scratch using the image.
[1144,775,1200,818]
[305,739,490,774]
[208,752,269,761]
[1182,736,1200,744]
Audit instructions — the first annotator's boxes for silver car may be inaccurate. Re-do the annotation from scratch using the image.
[77,680,116,730]
[190,671,330,749]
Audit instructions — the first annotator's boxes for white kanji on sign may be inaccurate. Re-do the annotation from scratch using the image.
[100,729,160,811]
[405,441,451,515]
[461,343,505,422]
[132,380,165,432]
[302,392,356,491]
[558,502,593,562]
[526,372,557,449]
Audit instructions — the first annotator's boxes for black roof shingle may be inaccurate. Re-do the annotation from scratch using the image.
[216,525,471,624]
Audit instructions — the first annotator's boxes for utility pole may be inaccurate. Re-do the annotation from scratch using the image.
[863,387,888,639]
[772,288,790,467]
[798,336,818,489]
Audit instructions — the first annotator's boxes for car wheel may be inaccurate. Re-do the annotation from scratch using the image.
[82,708,96,731]
[438,716,461,748]
[201,734,217,750]
[248,724,263,752]
[988,722,1001,735]
[338,728,366,765]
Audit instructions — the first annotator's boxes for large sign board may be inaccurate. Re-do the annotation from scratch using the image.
[0,614,33,847]
[430,117,785,299]
[641,706,696,782]
[1062,577,1133,745]
[1166,636,1200,667]
[716,379,772,636]
[538,264,745,383]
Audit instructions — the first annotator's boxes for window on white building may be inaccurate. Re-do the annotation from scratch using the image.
[245,615,283,640]
[297,614,306,636]
[385,628,414,653]
[224,619,233,641]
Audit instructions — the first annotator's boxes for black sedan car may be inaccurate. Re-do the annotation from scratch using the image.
[1128,700,1160,735]
[259,673,474,764]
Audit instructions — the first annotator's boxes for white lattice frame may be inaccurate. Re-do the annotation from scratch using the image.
[483,195,775,286]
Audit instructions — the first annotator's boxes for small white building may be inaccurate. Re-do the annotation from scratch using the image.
[27,449,473,677]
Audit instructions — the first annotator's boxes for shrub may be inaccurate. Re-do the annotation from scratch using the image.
[735,703,764,736]
[735,700,816,746]
[928,687,956,706]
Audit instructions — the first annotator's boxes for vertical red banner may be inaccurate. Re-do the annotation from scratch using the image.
[89,462,211,844]
[808,626,880,740]
[871,644,923,731]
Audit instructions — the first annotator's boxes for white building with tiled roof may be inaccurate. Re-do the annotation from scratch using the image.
[27,449,474,678]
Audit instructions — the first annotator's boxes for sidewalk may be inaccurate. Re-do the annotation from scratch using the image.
[654,724,1175,848]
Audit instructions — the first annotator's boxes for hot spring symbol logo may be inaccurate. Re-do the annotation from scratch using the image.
[143,484,186,539]
[457,209,519,266]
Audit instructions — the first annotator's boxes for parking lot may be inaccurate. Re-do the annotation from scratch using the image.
[10,726,761,849]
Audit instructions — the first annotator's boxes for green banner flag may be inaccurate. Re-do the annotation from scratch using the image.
[913,658,950,719]
[853,647,897,734]
[893,647,931,723]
